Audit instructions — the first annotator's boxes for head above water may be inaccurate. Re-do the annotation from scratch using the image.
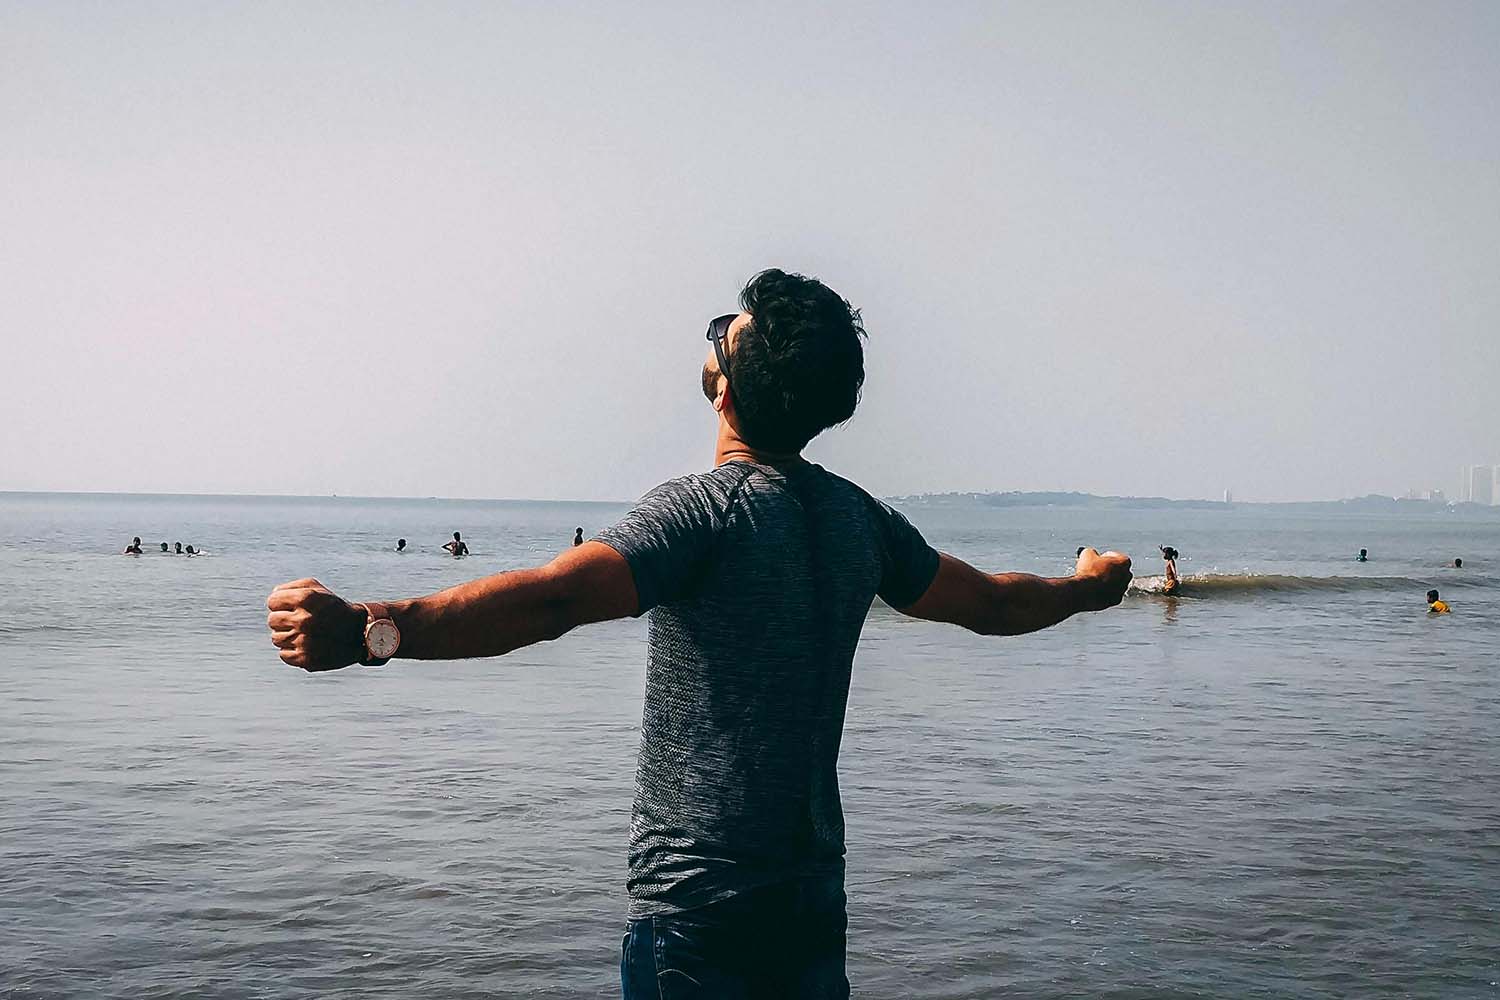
[132,537,141,545]
[700,269,866,455]
[453,531,461,541]
[1359,548,1368,557]
[1454,557,1462,568]
[160,542,168,552]
[174,542,182,553]
[1427,589,1440,603]
[397,539,406,550]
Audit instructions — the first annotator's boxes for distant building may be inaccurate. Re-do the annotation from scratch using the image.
[1468,464,1495,506]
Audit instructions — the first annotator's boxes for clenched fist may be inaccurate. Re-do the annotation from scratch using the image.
[1073,548,1133,611]
[265,578,365,671]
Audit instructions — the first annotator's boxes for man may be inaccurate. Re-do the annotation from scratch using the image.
[265,269,1132,997]
[442,531,469,557]
[123,536,142,555]
[573,527,585,547]
[396,538,407,553]
[1427,589,1451,614]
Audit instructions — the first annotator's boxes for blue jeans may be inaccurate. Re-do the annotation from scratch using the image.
[620,879,850,999]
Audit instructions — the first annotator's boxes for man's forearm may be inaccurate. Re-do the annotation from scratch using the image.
[384,566,578,660]
[381,543,638,662]
[981,573,1095,636]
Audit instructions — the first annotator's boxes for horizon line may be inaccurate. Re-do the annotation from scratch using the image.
[0,486,1474,508]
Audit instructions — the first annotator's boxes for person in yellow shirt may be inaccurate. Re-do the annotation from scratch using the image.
[1427,589,1451,614]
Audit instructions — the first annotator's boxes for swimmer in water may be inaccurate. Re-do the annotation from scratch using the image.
[1454,557,1462,569]
[124,537,143,555]
[185,545,198,556]
[1159,545,1180,595]
[159,542,169,553]
[574,528,585,547]
[174,542,183,554]
[443,531,469,557]
[1427,589,1450,614]
[396,538,407,553]
[1357,548,1368,562]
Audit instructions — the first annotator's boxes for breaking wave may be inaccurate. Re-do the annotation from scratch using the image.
[1126,573,1482,598]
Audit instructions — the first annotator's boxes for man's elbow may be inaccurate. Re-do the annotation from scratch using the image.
[531,566,582,642]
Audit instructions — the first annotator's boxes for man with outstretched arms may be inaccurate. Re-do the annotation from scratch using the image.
[266,269,1133,998]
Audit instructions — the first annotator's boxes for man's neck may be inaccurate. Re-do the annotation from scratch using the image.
[713,425,803,469]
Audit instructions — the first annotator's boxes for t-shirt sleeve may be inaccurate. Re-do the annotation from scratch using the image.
[595,476,727,615]
[869,499,941,608]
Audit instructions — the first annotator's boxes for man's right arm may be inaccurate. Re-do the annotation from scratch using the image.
[265,541,640,671]
[897,548,1132,636]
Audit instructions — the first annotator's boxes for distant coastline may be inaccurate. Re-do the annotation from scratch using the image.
[4,488,1499,516]
[886,490,1500,515]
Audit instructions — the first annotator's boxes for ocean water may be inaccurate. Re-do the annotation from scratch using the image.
[2,491,1498,999]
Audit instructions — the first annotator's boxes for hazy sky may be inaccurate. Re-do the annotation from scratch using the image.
[3,2,1496,502]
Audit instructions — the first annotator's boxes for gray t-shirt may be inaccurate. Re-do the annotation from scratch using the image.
[597,460,940,918]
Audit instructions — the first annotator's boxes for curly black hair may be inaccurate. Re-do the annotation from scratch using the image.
[728,269,866,452]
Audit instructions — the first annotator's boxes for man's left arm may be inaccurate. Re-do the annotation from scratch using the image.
[265,541,639,671]
[897,548,1132,636]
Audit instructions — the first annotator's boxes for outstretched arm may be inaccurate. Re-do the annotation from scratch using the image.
[265,541,639,671]
[897,547,1132,636]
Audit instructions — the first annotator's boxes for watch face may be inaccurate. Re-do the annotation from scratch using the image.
[366,619,400,660]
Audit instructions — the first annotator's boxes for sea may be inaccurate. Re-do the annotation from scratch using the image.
[2,490,1497,999]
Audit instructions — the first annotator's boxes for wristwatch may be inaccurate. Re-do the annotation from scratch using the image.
[359,602,401,666]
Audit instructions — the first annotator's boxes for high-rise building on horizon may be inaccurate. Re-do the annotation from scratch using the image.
[1466,464,1495,506]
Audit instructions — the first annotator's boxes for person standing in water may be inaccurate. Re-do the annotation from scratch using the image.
[1357,548,1368,562]
[123,537,143,555]
[442,532,469,557]
[574,528,585,547]
[265,269,1133,995]
[396,539,407,553]
[1160,545,1181,595]
[1427,589,1451,614]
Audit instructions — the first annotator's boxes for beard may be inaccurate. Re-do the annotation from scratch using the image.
[701,363,719,404]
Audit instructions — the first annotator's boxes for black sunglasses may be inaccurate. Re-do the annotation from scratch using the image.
[705,313,738,393]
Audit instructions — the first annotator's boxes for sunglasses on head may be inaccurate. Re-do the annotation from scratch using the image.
[705,313,738,393]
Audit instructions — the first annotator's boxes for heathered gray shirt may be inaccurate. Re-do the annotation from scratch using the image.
[597,460,940,918]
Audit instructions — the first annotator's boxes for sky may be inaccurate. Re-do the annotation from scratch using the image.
[2,1,1497,503]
